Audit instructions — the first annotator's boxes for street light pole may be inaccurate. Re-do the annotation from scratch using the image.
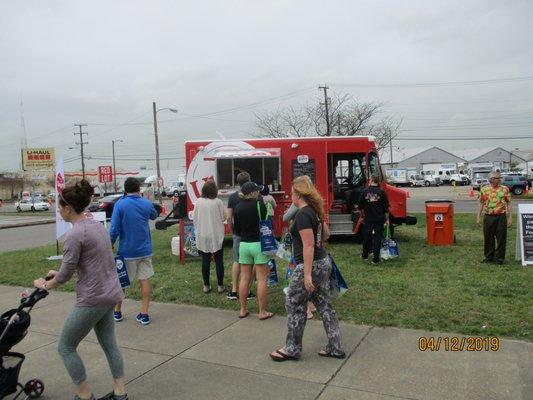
[152,102,162,203]
[112,139,123,193]
[152,103,178,204]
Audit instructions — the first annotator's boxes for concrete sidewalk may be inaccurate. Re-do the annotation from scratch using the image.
[1,285,530,400]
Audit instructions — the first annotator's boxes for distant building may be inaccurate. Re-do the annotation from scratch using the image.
[380,146,467,172]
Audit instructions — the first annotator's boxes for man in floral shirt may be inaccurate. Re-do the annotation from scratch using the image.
[476,171,512,264]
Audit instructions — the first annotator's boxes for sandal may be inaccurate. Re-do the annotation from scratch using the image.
[259,312,274,321]
[269,349,298,362]
[238,311,249,319]
[318,349,346,359]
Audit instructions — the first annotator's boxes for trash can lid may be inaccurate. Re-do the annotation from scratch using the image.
[425,199,455,204]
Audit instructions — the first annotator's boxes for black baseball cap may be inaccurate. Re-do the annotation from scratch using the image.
[241,182,263,196]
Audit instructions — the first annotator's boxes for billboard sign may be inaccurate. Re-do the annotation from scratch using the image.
[22,148,55,171]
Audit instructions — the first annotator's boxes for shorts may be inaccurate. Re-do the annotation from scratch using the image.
[232,235,241,263]
[238,242,270,265]
[125,257,154,280]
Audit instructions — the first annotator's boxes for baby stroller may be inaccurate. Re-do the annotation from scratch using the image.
[0,288,48,399]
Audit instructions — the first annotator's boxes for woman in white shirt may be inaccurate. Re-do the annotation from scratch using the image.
[193,180,227,294]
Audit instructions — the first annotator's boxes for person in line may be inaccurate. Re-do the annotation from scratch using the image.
[226,172,256,301]
[477,171,512,264]
[270,176,345,361]
[33,180,127,400]
[193,180,227,293]
[358,173,389,264]
[110,177,158,325]
[283,196,316,320]
[233,181,274,320]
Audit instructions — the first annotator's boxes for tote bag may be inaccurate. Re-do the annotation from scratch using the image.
[115,255,131,289]
[328,254,348,297]
[257,201,278,255]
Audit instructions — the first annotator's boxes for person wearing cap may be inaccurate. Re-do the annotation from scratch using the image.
[233,181,274,320]
[477,171,512,264]
[226,172,256,301]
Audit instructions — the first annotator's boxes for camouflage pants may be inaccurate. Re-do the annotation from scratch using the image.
[282,257,344,358]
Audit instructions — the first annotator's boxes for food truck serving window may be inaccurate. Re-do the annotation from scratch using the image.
[215,148,281,191]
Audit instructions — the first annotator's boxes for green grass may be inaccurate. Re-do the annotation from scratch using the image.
[0,213,531,341]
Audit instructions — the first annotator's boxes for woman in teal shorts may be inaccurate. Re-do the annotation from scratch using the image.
[233,181,275,320]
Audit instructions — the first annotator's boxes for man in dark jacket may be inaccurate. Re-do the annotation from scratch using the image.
[358,173,389,264]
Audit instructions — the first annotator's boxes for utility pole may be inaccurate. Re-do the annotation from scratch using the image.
[74,124,88,179]
[152,102,162,204]
[319,85,331,136]
[112,139,123,193]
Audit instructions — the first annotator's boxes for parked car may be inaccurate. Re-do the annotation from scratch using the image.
[472,178,489,191]
[163,182,186,197]
[15,199,50,212]
[87,194,163,219]
[501,174,528,195]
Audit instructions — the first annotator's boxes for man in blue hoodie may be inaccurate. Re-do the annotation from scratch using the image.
[110,177,158,325]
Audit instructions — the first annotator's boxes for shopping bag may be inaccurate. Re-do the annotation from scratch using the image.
[115,255,130,289]
[276,231,293,262]
[267,259,279,287]
[257,202,278,255]
[184,223,199,257]
[283,264,294,296]
[329,254,348,297]
[381,225,398,260]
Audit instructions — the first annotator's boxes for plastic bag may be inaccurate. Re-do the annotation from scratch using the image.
[276,231,293,262]
[381,225,398,260]
[329,254,348,297]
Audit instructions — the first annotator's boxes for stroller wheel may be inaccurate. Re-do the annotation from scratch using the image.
[24,379,44,398]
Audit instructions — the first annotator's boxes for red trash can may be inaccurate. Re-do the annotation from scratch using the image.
[425,200,454,246]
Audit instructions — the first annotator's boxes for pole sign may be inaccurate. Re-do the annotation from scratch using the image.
[21,148,55,171]
[98,166,113,183]
[517,204,533,266]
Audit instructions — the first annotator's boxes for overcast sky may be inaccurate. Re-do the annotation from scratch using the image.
[1,0,532,173]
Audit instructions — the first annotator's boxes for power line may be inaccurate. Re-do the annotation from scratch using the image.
[332,75,533,88]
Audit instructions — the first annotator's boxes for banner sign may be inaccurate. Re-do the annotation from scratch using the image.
[22,148,55,171]
[55,156,72,239]
[517,204,533,267]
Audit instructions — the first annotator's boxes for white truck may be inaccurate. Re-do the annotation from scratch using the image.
[385,168,418,187]
[419,170,442,187]
[438,170,470,186]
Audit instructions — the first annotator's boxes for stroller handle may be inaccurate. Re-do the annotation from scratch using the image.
[19,288,49,311]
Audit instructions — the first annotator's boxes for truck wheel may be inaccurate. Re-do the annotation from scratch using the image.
[17,206,21,212]
[513,186,523,195]
[425,181,430,187]
[450,180,455,186]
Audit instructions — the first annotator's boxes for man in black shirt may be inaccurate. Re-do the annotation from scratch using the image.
[358,173,389,263]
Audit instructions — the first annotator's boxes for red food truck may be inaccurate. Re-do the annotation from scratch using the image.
[185,136,416,236]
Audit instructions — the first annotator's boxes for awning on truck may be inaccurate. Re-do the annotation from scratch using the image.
[212,148,280,159]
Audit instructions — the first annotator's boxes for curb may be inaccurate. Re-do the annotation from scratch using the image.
[0,219,56,230]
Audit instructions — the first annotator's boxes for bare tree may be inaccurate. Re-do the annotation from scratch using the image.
[254,92,401,152]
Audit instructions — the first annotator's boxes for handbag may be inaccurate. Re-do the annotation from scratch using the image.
[328,254,348,297]
[267,259,279,287]
[115,255,131,289]
[257,201,278,255]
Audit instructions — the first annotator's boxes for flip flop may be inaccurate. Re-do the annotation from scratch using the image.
[238,311,249,319]
[318,349,346,359]
[269,349,298,362]
[259,312,274,321]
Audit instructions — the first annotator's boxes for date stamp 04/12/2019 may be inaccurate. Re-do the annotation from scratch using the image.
[418,336,500,352]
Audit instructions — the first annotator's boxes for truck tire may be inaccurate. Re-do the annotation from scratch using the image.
[450,180,456,186]
[513,186,523,195]
[425,181,431,187]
